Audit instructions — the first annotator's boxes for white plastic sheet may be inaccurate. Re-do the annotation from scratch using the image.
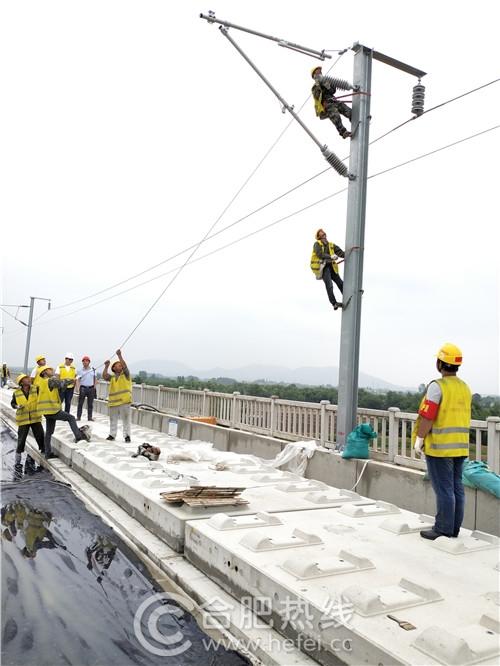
[249,440,318,476]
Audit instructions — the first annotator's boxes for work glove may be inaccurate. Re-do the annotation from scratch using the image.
[332,254,339,262]
[414,436,424,457]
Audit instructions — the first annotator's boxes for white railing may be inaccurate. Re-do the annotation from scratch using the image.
[95,381,500,473]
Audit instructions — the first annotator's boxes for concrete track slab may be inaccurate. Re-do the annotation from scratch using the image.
[185,507,499,666]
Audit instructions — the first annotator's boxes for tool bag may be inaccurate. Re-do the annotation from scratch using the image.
[342,423,376,459]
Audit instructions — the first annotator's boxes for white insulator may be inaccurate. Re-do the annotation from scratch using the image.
[322,148,348,177]
[322,75,353,91]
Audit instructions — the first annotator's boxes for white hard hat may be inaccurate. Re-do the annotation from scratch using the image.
[65,352,74,359]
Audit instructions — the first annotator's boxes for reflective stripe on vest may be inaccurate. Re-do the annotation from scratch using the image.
[37,379,62,415]
[310,241,339,278]
[109,374,132,407]
[14,387,42,425]
[423,376,471,457]
[58,364,76,387]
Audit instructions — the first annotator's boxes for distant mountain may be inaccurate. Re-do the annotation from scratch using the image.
[129,360,410,391]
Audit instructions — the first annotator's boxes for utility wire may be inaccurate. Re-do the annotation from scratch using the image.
[26,123,499,329]
[117,51,348,349]
[0,306,26,326]
[49,76,499,315]
[50,52,348,313]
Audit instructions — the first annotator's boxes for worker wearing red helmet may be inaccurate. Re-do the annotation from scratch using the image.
[76,355,97,422]
[413,343,472,540]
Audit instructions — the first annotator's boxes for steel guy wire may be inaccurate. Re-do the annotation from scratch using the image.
[50,51,348,314]
[23,123,499,331]
[47,76,499,317]
[115,53,347,350]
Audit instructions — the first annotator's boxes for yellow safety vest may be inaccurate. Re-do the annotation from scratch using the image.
[58,364,76,388]
[310,241,339,278]
[32,365,44,387]
[37,378,62,416]
[109,373,132,408]
[417,377,471,457]
[312,84,326,117]
[14,386,42,426]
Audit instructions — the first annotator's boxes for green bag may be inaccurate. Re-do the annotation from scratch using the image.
[342,423,377,460]
[462,460,500,499]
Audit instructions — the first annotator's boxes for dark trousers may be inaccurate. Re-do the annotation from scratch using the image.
[426,455,467,537]
[60,387,75,413]
[17,422,45,454]
[77,386,95,419]
[325,100,352,137]
[44,411,82,455]
[322,264,343,307]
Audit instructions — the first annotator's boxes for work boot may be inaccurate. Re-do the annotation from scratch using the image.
[124,436,131,443]
[106,435,115,441]
[24,456,36,475]
[45,452,58,460]
[341,130,352,139]
[420,529,445,540]
[14,463,23,479]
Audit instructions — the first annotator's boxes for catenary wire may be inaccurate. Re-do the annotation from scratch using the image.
[24,123,499,330]
[117,54,350,349]
[48,76,500,313]
[49,51,348,313]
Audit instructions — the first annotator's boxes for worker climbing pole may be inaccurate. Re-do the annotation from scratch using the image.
[201,13,427,450]
[200,11,353,179]
[311,65,353,139]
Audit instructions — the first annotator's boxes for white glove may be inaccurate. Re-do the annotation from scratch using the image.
[414,436,424,456]
[332,254,339,262]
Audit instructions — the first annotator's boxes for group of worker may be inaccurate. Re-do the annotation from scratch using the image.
[10,349,133,475]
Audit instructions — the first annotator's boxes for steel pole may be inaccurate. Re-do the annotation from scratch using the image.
[336,44,372,447]
[23,297,35,374]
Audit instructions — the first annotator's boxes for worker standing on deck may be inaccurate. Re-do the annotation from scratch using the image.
[311,66,352,139]
[76,355,96,422]
[310,229,345,310]
[55,353,77,413]
[413,343,472,540]
[30,354,47,386]
[37,366,88,458]
[11,374,45,474]
[103,349,132,443]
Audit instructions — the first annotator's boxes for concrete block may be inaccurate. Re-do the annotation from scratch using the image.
[475,489,500,536]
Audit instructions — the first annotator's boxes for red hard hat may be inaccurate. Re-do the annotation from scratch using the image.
[82,355,91,361]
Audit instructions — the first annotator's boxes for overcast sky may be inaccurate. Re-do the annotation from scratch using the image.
[1,0,499,394]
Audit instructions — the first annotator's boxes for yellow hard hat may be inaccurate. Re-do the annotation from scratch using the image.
[111,360,121,372]
[437,343,463,366]
[35,354,46,362]
[38,365,53,375]
[311,65,322,78]
[16,374,29,385]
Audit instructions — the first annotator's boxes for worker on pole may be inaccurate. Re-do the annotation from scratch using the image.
[311,66,352,139]
[310,229,344,310]
[413,343,472,540]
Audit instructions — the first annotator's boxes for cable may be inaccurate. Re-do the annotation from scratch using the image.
[369,77,500,146]
[50,76,499,315]
[0,306,26,326]
[25,123,499,329]
[368,124,499,180]
[50,52,348,314]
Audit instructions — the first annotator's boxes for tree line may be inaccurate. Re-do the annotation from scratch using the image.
[134,372,500,420]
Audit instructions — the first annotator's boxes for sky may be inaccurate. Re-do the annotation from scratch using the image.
[1,0,499,394]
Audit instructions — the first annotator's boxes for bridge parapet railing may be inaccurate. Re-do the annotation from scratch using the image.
[95,381,498,473]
